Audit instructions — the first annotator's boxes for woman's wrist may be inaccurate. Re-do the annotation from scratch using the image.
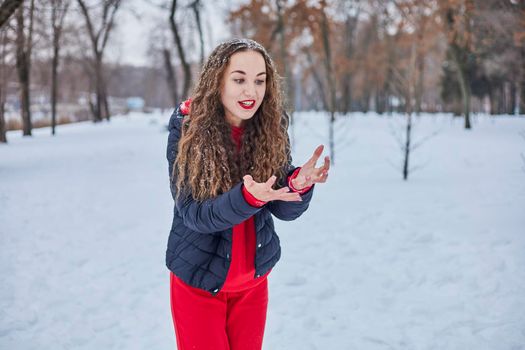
[242,184,267,207]
[288,168,313,194]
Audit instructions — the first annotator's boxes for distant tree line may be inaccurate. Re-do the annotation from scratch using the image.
[0,0,523,144]
[228,0,524,123]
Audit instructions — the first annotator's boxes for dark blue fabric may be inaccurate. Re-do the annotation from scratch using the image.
[165,106,314,295]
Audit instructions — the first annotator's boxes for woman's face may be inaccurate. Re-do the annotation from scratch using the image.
[220,50,267,127]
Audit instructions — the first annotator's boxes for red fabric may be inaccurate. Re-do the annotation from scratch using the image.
[288,167,313,194]
[170,273,268,350]
[169,118,271,349]
[242,185,266,207]
[180,98,192,115]
[222,125,269,292]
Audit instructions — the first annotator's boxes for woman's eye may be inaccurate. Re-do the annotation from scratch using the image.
[234,78,244,84]
[255,80,266,85]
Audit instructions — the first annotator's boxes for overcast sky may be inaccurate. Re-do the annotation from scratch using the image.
[110,0,237,66]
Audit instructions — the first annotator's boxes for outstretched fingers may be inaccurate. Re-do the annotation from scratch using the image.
[265,175,277,190]
[305,145,324,167]
[273,187,302,202]
[317,156,330,182]
[243,174,255,187]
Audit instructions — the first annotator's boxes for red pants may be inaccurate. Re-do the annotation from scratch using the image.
[170,273,269,350]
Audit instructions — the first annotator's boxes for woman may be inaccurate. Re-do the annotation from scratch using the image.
[166,38,330,350]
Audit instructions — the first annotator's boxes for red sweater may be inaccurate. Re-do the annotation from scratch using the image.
[221,125,311,292]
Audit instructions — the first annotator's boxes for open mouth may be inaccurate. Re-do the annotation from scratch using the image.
[238,100,255,110]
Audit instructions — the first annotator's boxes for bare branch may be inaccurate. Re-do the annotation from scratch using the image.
[304,47,328,111]
[77,0,97,51]
[301,115,328,142]
[335,135,357,152]
[0,0,23,28]
[410,128,442,151]
[388,120,406,151]
[409,157,432,174]
[386,157,402,173]
[100,0,121,53]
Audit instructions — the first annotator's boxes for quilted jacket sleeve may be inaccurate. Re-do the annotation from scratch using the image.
[266,168,315,221]
[167,108,262,234]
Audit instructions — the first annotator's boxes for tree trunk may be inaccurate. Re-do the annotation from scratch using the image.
[102,83,110,121]
[509,81,516,115]
[443,3,472,128]
[50,0,69,134]
[376,91,387,115]
[520,44,525,115]
[403,111,412,180]
[305,48,328,110]
[415,49,424,115]
[518,79,525,114]
[190,0,204,67]
[170,0,191,99]
[275,0,293,112]
[51,40,58,135]
[77,0,120,122]
[320,0,336,164]
[16,4,32,136]
[489,83,497,115]
[96,53,110,121]
[403,43,418,181]
[450,44,471,128]
[0,0,24,28]
[499,83,506,114]
[92,54,105,122]
[341,14,357,114]
[18,61,31,135]
[163,48,178,106]
[0,100,5,142]
[0,29,7,143]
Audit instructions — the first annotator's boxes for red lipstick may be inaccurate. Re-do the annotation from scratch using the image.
[238,100,256,110]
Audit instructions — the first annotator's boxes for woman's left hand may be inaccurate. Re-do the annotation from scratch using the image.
[291,145,330,190]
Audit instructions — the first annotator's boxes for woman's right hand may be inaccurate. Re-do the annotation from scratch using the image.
[243,175,302,202]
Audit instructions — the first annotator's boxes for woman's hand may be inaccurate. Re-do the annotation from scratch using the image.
[243,175,302,202]
[291,145,330,190]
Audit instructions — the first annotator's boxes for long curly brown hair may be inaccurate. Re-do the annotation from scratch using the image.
[173,39,290,201]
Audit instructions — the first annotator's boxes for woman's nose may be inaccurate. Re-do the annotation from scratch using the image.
[244,83,256,97]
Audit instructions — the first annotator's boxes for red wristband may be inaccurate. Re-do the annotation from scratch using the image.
[242,184,266,207]
[288,167,313,194]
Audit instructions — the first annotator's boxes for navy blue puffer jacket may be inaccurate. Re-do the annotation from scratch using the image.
[165,106,314,295]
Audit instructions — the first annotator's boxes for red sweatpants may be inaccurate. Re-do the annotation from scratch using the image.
[170,273,269,350]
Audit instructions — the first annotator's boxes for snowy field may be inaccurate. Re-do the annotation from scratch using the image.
[1,111,524,350]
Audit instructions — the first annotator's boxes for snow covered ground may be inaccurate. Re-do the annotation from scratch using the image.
[1,111,524,350]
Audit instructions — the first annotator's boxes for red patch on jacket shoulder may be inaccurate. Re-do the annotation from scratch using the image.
[180,98,192,115]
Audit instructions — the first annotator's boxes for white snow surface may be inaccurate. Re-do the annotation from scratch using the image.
[1,111,524,350]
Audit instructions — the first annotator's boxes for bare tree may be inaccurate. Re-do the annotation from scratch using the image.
[384,1,440,180]
[320,0,336,164]
[77,0,121,122]
[169,0,191,100]
[271,0,296,145]
[402,44,416,180]
[163,47,178,105]
[49,0,69,135]
[0,27,7,142]
[189,0,204,67]
[339,1,360,114]
[0,0,23,28]
[440,0,474,129]
[16,0,35,136]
